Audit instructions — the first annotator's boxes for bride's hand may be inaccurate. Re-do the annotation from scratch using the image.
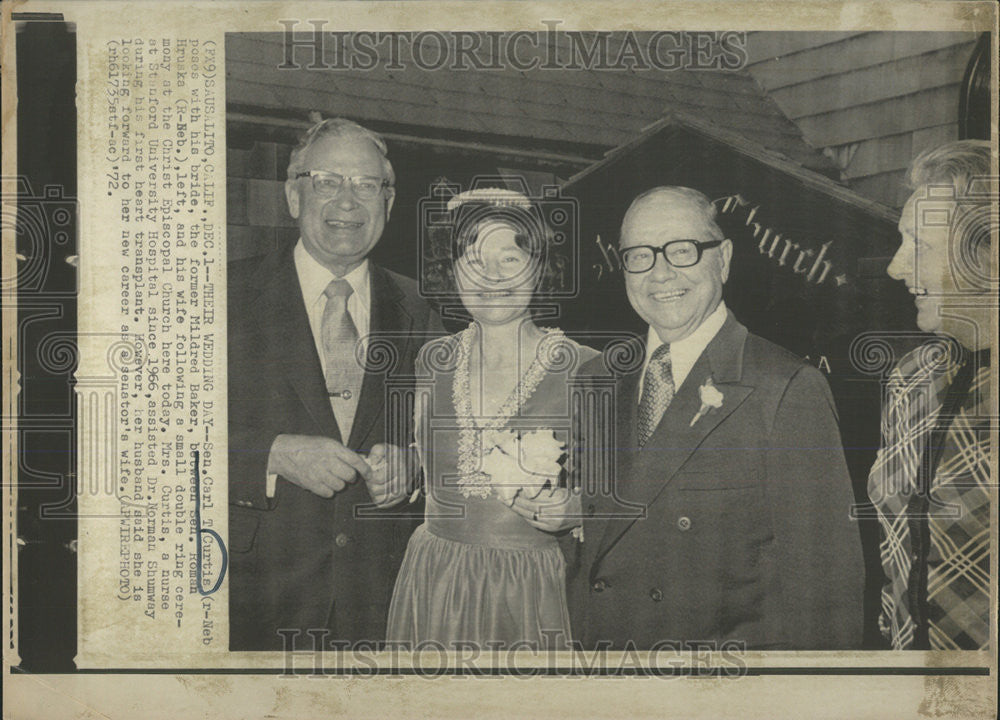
[509,486,582,533]
[365,443,417,508]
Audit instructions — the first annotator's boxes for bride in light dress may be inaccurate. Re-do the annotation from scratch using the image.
[386,189,597,650]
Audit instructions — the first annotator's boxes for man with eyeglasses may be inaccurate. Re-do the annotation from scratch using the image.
[227,118,444,650]
[569,186,863,650]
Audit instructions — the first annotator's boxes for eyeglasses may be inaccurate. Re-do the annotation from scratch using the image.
[620,239,723,273]
[295,170,392,200]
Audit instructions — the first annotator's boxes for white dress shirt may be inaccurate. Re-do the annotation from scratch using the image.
[266,241,372,497]
[638,301,728,401]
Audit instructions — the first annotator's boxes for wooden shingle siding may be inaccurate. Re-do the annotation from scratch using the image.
[744,32,864,63]
[796,84,961,147]
[849,168,910,208]
[842,123,957,182]
[226,33,836,175]
[841,132,914,180]
[910,123,959,158]
[745,31,979,207]
[228,78,395,125]
[768,43,975,120]
[745,32,975,89]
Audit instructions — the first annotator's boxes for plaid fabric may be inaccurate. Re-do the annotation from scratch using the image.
[868,343,991,650]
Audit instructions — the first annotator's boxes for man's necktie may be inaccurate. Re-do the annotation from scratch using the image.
[637,344,675,447]
[321,278,364,442]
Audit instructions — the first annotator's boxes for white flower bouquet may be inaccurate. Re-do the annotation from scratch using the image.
[479,428,566,505]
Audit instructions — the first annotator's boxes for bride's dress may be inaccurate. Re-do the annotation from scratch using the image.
[386,325,598,648]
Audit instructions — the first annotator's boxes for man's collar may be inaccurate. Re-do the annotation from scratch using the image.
[643,302,728,391]
[646,301,728,360]
[293,239,370,311]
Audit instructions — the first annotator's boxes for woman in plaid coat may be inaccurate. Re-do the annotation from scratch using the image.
[869,140,992,650]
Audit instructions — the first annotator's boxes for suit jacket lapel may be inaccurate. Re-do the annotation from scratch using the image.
[251,246,341,440]
[593,313,755,564]
[347,264,415,449]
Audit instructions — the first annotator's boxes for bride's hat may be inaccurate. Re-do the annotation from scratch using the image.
[446,187,533,212]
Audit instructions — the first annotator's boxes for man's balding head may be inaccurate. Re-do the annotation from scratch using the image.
[619,186,732,344]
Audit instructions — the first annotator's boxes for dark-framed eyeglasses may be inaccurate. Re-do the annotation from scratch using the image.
[295,170,392,200]
[620,239,724,273]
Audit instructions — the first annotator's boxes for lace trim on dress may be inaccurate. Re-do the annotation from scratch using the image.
[452,324,566,499]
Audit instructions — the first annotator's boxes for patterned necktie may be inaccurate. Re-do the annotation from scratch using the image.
[321,278,364,441]
[637,344,675,447]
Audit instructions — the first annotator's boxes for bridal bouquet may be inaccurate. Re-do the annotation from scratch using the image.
[479,429,565,504]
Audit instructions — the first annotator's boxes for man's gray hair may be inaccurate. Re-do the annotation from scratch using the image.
[620,186,725,243]
[287,117,395,186]
[906,140,993,264]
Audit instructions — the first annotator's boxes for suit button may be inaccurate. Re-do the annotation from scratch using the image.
[587,504,596,516]
[591,579,608,593]
[677,516,692,531]
[649,588,663,602]
[335,533,349,547]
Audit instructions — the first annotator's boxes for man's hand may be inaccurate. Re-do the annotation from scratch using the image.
[267,434,372,498]
[365,443,418,508]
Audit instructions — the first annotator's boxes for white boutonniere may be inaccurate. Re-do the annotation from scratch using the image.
[690,378,724,426]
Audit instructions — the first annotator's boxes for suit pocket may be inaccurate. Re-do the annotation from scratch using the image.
[228,505,262,554]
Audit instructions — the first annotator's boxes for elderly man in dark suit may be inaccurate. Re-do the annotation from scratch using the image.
[227,118,443,650]
[569,186,864,650]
